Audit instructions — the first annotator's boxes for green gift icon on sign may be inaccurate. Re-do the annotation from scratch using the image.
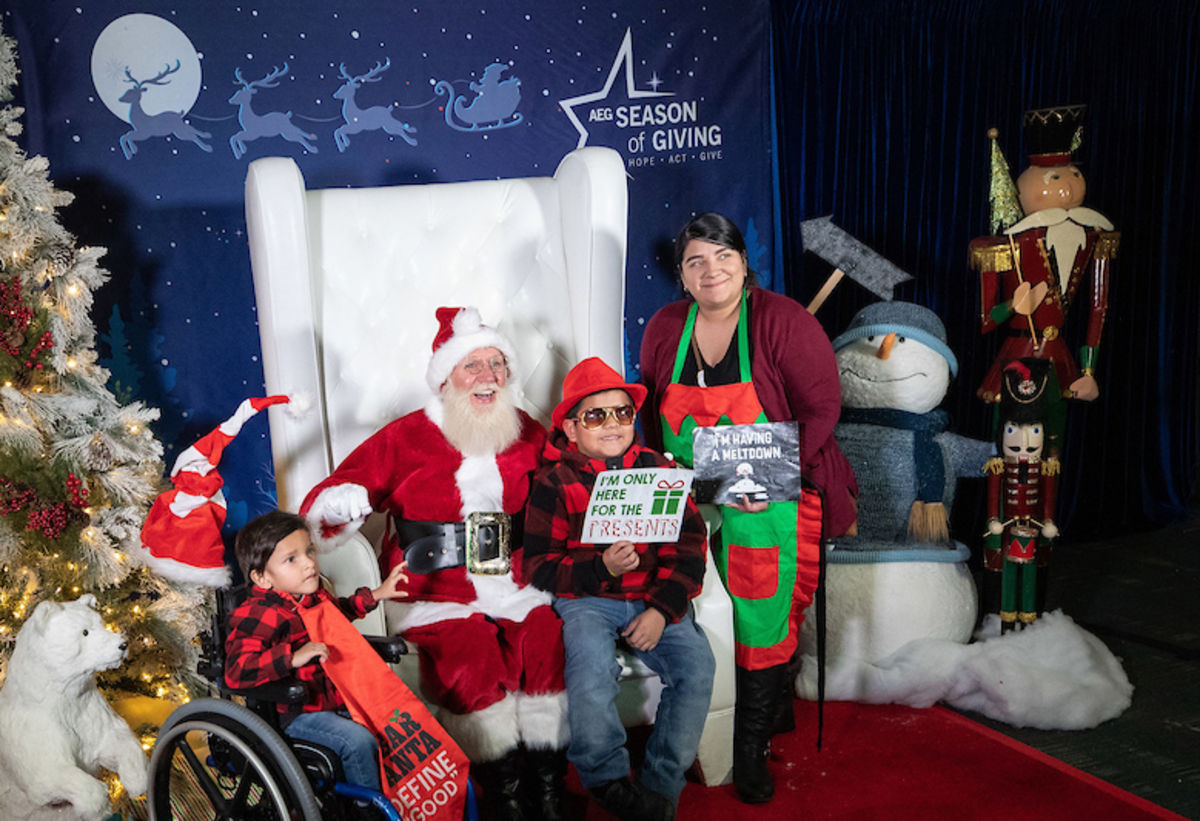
[651,479,687,515]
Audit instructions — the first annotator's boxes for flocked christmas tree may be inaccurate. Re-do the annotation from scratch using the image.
[0,26,206,763]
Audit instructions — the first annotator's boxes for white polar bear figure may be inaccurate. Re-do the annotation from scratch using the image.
[0,594,148,820]
[798,302,991,701]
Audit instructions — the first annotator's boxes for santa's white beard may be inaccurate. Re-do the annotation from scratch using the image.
[441,383,521,456]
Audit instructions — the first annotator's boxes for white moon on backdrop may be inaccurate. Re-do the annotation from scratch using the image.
[91,14,203,123]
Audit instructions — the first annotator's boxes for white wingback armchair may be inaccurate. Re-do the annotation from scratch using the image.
[244,147,734,785]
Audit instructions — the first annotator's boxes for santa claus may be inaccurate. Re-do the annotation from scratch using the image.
[301,307,566,821]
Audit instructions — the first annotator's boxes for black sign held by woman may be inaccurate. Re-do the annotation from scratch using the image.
[691,422,802,504]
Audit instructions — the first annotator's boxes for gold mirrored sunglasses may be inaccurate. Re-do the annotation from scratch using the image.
[573,404,636,430]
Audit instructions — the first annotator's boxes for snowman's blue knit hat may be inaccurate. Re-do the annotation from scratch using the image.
[831,301,958,377]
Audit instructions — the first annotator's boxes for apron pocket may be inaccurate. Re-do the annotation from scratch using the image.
[724,542,779,600]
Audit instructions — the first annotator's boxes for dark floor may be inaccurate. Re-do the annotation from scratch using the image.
[958,512,1200,819]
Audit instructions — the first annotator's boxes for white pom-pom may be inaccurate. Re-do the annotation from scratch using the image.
[452,307,484,335]
[284,392,314,419]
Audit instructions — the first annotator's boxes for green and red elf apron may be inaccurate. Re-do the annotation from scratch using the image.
[658,297,823,671]
[298,598,470,821]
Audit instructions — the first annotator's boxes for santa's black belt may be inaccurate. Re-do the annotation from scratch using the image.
[397,512,515,575]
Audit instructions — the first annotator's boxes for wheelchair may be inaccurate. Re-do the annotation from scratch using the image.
[146,585,478,820]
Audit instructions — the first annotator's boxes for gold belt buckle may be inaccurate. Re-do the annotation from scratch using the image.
[1042,325,1059,340]
[466,511,511,575]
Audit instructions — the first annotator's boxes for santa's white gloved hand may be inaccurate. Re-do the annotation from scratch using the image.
[308,483,373,527]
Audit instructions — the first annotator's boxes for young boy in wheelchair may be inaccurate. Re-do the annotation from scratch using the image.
[522,358,715,821]
[225,510,409,796]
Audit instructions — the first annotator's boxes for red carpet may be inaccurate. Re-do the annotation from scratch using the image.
[565,702,1184,820]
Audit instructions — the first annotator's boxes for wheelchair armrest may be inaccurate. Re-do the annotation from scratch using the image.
[225,679,310,705]
[367,634,408,664]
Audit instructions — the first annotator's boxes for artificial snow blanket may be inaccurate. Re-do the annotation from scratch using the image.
[809,610,1132,730]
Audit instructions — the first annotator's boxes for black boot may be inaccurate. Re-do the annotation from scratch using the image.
[772,650,800,736]
[474,749,526,821]
[523,746,567,821]
[733,663,787,804]
[590,777,667,821]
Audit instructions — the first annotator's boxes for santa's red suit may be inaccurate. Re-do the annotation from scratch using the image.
[300,310,567,767]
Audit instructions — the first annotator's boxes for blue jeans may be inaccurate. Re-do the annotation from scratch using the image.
[285,710,381,791]
[554,597,715,802]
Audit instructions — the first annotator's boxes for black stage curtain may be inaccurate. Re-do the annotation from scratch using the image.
[771,0,1199,539]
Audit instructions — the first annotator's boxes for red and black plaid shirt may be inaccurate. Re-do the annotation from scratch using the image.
[224,585,376,723]
[523,430,707,622]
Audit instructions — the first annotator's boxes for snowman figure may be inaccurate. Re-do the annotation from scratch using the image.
[798,301,992,701]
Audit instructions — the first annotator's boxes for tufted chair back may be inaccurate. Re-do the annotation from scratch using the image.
[246,148,626,507]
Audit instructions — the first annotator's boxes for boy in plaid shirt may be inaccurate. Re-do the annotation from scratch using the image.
[524,358,714,821]
[225,510,408,791]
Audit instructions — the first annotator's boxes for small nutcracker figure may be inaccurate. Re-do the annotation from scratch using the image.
[984,359,1059,632]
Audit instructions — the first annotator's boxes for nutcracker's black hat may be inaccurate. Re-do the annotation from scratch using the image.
[1024,104,1086,167]
[998,358,1055,429]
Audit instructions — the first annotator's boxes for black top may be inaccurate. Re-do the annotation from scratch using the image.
[677,295,754,387]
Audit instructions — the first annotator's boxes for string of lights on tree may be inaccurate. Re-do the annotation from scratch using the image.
[0,27,210,782]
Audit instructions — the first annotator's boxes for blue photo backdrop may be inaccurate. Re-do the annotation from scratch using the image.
[3,0,777,531]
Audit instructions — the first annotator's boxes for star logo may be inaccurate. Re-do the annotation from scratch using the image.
[559,28,672,149]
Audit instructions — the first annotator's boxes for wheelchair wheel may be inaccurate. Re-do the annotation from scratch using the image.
[148,697,322,821]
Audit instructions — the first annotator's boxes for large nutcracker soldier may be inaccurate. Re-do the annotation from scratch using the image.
[984,359,1059,632]
[971,104,1119,457]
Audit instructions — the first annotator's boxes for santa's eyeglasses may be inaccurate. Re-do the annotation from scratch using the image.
[572,404,636,430]
[460,356,508,376]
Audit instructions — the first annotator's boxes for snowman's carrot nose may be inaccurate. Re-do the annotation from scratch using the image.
[876,332,897,360]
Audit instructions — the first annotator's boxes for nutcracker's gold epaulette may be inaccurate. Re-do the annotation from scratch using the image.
[984,457,1004,475]
[969,240,1013,272]
[1042,457,1061,476]
[1094,231,1120,260]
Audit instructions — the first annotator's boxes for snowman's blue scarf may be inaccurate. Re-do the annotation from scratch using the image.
[839,408,948,503]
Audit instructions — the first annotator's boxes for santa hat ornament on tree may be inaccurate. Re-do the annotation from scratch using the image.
[135,396,290,586]
[425,306,518,394]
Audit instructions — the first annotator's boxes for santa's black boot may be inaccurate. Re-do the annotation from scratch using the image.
[733,663,785,804]
[523,746,567,821]
[474,748,526,821]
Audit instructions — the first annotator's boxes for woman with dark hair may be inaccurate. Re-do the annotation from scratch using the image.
[640,212,857,804]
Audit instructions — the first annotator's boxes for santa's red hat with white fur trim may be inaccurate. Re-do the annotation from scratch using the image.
[426,306,518,394]
[136,396,292,587]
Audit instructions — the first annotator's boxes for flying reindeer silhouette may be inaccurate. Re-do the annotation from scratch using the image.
[118,60,212,160]
[332,59,417,152]
[228,63,319,159]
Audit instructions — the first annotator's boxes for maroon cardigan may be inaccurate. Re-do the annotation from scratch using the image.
[640,287,858,537]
